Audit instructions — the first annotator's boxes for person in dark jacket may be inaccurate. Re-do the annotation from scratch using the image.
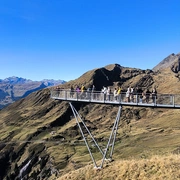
[145,88,151,103]
[135,86,143,103]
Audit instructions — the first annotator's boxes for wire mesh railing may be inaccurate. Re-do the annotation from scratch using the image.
[50,89,180,108]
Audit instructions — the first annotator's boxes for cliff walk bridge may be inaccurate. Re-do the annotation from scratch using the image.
[50,89,180,169]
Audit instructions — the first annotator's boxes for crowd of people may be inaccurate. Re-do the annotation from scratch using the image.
[55,84,157,104]
[100,85,157,103]
[123,86,157,103]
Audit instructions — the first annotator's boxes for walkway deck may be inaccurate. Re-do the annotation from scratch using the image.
[50,89,180,109]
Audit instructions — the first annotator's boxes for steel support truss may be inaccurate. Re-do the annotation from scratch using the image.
[69,102,122,169]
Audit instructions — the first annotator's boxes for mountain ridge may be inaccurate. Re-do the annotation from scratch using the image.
[153,52,180,71]
[0,76,66,85]
[0,76,66,109]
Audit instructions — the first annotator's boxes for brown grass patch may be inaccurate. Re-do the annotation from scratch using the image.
[57,154,180,180]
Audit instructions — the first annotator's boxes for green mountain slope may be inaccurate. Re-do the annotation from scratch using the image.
[0,62,180,180]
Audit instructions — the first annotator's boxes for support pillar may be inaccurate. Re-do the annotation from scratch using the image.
[69,102,122,169]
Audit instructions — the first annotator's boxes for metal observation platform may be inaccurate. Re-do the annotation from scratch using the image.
[50,89,180,169]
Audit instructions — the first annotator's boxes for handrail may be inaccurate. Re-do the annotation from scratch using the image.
[50,89,180,109]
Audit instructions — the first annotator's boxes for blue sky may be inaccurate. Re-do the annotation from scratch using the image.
[0,0,180,81]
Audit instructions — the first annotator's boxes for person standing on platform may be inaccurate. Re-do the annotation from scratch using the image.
[107,87,111,101]
[102,86,107,101]
[86,86,91,100]
[117,86,122,101]
[130,87,134,102]
[114,88,118,101]
[145,88,151,103]
[152,87,157,103]
[126,87,130,102]
[80,84,86,98]
[136,86,143,103]
[92,85,96,100]
[70,86,74,98]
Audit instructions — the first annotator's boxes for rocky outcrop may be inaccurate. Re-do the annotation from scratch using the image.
[153,53,180,72]
[152,53,180,71]
[171,56,180,73]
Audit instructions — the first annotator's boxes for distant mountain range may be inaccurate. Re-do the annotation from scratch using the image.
[0,76,66,109]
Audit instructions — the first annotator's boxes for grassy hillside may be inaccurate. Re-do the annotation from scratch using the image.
[57,154,180,180]
[0,64,180,179]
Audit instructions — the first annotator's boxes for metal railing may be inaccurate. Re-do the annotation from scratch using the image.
[50,89,180,109]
